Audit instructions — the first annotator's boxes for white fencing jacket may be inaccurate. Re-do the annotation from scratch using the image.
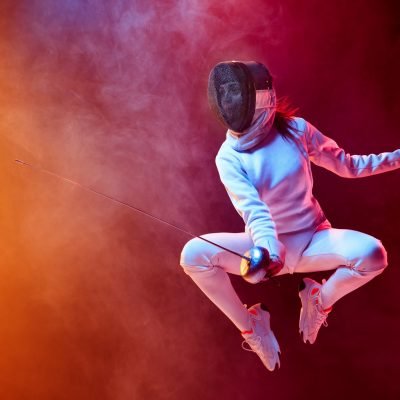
[216,117,400,267]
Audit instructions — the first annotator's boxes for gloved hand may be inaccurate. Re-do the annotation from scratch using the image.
[240,246,284,284]
[265,253,284,278]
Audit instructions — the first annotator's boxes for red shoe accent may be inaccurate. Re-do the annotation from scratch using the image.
[311,288,320,296]
[249,309,258,316]
[241,329,254,335]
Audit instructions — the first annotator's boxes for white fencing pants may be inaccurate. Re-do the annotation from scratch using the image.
[180,228,388,332]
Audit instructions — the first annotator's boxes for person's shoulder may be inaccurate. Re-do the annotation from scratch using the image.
[290,117,309,132]
[287,117,314,141]
[216,139,240,166]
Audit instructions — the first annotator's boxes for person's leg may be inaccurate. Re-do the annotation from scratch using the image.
[180,232,283,371]
[181,232,291,330]
[296,228,388,343]
[180,232,254,332]
[296,228,388,308]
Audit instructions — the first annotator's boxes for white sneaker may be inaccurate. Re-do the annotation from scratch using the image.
[241,303,281,371]
[299,278,332,344]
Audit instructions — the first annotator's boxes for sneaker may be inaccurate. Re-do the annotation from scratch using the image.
[241,303,281,371]
[299,278,331,344]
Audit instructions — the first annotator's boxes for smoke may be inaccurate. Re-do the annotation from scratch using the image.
[0,0,399,399]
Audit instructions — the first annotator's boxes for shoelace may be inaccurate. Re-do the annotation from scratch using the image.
[241,335,262,353]
[315,309,329,328]
[319,279,329,327]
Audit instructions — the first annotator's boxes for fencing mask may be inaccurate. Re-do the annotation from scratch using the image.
[207,61,275,133]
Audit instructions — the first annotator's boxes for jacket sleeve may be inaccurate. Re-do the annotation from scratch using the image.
[304,120,400,178]
[215,151,285,261]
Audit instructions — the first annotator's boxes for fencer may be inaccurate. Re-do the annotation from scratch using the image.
[180,60,400,371]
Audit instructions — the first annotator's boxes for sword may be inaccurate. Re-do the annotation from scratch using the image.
[15,159,251,262]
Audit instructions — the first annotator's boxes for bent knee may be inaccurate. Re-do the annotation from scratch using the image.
[369,240,388,269]
[180,238,213,273]
[359,239,388,273]
[180,238,206,267]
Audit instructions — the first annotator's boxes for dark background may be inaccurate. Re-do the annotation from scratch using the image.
[0,1,399,399]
